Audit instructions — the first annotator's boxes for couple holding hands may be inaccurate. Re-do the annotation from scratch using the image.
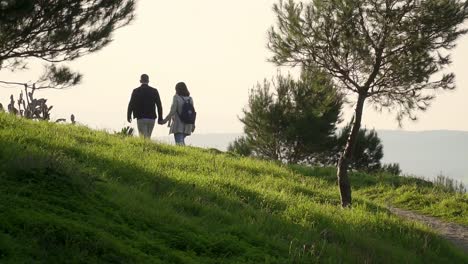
[127,74,196,145]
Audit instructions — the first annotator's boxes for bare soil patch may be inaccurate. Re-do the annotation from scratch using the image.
[389,207,468,254]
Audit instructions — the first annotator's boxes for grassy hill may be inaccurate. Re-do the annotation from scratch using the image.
[0,112,466,263]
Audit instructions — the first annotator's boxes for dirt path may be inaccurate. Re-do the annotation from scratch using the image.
[389,207,468,254]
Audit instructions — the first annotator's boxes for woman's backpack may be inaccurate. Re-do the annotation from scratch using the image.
[178,97,196,124]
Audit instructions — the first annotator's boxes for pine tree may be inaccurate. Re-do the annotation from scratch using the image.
[268,0,468,207]
[0,0,135,88]
[238,68,343,163]
[336,124,383,172]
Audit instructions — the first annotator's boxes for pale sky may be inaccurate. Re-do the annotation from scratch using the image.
[1,0,468,137]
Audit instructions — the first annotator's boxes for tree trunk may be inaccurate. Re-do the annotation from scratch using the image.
[337,94,366,208]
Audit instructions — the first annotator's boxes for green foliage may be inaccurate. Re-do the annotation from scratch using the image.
[0,112,467,263]
[268,0,468,206]
[35,65,83,90]
[433,173,467,194]
[337,124,383,172]
[0,0,135,65]
[268,0,468,122]
[115,126,134,137]
[227,136,253,157]
[313,123,384,172]
[381,163,402,176]
[239,68,343,163]
[0,0,135,89]
[0,0,134,123]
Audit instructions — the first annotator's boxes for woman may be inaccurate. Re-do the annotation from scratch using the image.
[162,82,195,145]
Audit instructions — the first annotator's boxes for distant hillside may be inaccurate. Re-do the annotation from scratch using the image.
[378,130,468,184]
[158,130,468,185]
[1,113,467,263]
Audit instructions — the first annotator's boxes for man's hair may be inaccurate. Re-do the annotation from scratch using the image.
[140,74,149,84]
[175,82,190,96]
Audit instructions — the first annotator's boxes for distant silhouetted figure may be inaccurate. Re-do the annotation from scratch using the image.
[127,74,163,139]
[162,82,196,145]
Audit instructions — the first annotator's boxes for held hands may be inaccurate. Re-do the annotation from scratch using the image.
[127,117,132,123]
[158,118,165,125]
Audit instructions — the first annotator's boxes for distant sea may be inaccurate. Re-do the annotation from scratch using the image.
[156,130,468,186]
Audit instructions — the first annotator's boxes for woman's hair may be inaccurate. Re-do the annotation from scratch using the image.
[175,82,190,96]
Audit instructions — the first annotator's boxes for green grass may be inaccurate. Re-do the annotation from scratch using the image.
[0,112,466,263]
[291,166,468,225]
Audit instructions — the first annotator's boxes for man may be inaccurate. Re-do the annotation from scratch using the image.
[127,74,163,139]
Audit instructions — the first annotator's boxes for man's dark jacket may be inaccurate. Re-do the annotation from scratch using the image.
[127,84,163,120]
